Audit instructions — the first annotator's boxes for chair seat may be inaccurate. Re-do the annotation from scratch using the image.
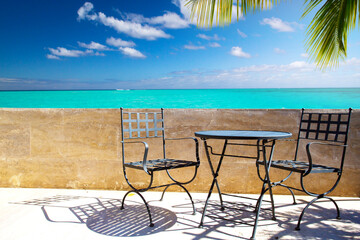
[258,160,340,173]
[124,159,199,172]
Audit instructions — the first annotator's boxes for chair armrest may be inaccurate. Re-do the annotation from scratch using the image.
[122,141,150,174]
[164,137,200,163]
[305,142,347,176]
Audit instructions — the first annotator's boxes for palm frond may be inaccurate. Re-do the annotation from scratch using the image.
[186,0,275,28]
[186,0,359,69]
[303,0,359,69]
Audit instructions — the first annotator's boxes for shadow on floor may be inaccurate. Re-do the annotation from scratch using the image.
[86,205,177,237]
[262,202,360,239]
[11,194,178,237]
[10,194,360,239]
[172,195,360,240]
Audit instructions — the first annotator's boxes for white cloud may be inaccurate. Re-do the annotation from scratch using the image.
[106,37,135,47]
[172,0,191,21]
[97,12,171,40]
[197,34,223,41]
[0,77,18,82]
[274,48,286,54]
[47,47,105,59]
[237,29,247,38]
[233,64,275,73]
[197,34,211,40]
[46,54,60,60]
[129,58,360,89]
[78,41,108,50]
[301,53,309,58]
[94,52,106,56]
[77,2,171,40]
[260,17,295,32]
[209,42,221,48]
[124,11,189,29]
[233,61,313,73]
[77,2,97,21]
[147,12,189,29]
[288,61,310,69]
[18,58,360,89]
[48,47,94,57]
[345,57,360,65]
[230,47,251,58]
[119,47,146,58]
[184,43,205,50]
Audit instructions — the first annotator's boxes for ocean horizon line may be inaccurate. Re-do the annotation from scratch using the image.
[1,87,360,92]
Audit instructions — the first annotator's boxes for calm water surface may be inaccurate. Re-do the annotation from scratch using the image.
[0,88,358,109]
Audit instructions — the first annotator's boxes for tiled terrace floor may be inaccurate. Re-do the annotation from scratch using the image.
[0,188,359,240]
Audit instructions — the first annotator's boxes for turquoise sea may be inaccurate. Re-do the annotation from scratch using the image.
[0,88,359,109]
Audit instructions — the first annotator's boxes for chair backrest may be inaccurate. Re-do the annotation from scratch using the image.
[294,108,352,161]
[120,108,166,158]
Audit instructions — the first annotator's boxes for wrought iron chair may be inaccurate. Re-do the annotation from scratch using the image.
[120,108,200,227]
[256,108,352,230]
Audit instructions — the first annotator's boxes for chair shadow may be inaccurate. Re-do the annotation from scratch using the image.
[261,199,360,239]
[10,194,360,239]
[11,194,177,237]
[172,196,360,240]
[86,204,177,237]
[171,195,277,240]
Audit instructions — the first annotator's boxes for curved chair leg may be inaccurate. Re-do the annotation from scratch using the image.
[324,196,341,219]
[295,197,319,231]
[121,191,154,227]
[286,186,297,205]
[254,184,296,216]
[177,183,196,215]
[295,196,341,231]
[278,184,297,205]
[160,185,171,201]
[160,184,196,215]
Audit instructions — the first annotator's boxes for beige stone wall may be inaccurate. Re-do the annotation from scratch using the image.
[0,108,359,197]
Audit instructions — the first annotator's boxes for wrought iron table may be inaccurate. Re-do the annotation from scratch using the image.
[195,130,292,239]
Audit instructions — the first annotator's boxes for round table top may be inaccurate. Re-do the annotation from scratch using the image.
[195,130,292,140]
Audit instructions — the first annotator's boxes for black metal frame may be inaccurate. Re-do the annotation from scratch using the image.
[195,131,291,240]
[256,108,352,232]
[120,108,200,227]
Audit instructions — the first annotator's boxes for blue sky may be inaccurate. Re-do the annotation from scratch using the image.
[0,0,359,90]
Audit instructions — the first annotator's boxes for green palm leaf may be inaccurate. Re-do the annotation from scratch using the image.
[186,0,274,28]
[303,0,359,69]
[186,0,360,69]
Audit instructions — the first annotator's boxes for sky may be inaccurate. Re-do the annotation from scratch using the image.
[0,0,359,90]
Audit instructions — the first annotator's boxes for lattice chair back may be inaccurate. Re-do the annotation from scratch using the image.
[121,108,166,159]
[121,109,165,139]
[294,108,352,161]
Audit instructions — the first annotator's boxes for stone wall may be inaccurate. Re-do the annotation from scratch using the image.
[0,108,359,196]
